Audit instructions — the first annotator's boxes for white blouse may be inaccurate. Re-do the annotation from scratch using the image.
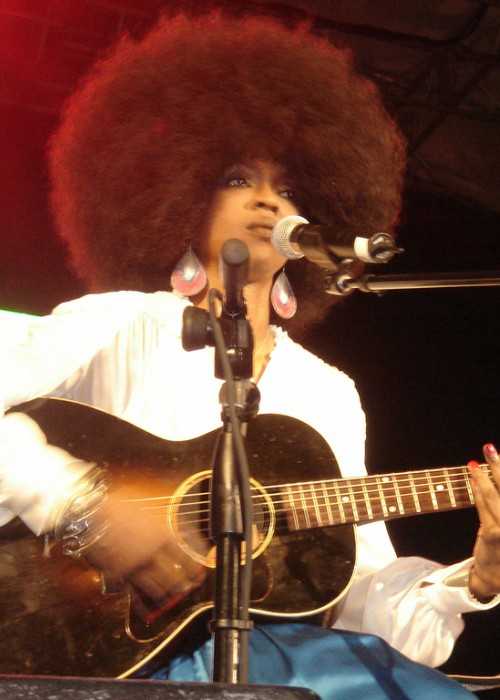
[0,290,498,668]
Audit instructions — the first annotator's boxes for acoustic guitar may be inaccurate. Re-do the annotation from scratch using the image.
[0,398,483,679]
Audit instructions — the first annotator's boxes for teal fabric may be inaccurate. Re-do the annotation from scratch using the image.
[152,623,474,699]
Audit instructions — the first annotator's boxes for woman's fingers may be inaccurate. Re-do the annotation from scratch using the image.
[469,447,500,525]
[469,462,496,528]
[483,443,500,492]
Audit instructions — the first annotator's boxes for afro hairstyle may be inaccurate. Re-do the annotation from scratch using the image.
[48,10,406,339]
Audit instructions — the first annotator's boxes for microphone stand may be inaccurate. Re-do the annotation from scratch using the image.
[324,267,500,296]
[282,225,500,296]
[181,239,258,684]
[209,296,258,685]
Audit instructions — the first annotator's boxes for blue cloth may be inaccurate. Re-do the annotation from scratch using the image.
[152,623,474,699]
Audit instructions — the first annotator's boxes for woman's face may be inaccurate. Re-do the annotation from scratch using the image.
[203,160,300,281]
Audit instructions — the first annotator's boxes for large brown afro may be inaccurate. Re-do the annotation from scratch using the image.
[48,10,406,339]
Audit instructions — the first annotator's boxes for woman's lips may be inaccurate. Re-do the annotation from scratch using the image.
[246,222,274,235]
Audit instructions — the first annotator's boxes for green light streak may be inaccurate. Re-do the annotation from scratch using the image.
[0,308,39,320]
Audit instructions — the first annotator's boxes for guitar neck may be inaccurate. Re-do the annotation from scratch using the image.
[280,464,482,531]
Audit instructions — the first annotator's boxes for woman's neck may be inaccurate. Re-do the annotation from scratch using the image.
[239,279,274,349]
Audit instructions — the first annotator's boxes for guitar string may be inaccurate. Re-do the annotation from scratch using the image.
[127,464,485,500]
[132,469,488,514]
[145,478,480,524]
[139,477,478,513]
[140,487,472,525]
[125,465,489,506]
[137,480,478,517]
[135,480,484,525]
[146,489,475,531]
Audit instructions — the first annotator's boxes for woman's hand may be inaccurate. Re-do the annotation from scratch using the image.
[468,443,500,601]
[82,484,205,603]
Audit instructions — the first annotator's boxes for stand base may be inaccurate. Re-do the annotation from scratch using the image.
[0,675,319,700]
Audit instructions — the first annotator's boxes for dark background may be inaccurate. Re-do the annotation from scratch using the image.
[1,0,499,690]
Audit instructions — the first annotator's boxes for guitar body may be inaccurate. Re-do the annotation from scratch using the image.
[0,398,356,678]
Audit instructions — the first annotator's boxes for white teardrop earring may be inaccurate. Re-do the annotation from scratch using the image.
[270,268,297,319]
[170,245,207,297]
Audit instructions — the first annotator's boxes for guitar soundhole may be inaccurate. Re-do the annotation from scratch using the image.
[169,470,275,567]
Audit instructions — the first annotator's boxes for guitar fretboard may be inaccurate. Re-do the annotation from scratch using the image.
[277,465,483,530]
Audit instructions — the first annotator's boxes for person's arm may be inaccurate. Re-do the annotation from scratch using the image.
[326,370,499,667]
[0,291,145,531]
[467,444,500,602]
[0,411,94,533]
[333,533,499,667]
[0,291,203,600]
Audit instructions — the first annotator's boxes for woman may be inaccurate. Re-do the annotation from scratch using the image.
[1,9,499,699]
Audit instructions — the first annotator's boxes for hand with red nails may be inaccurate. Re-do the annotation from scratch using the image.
[468,443,500,602]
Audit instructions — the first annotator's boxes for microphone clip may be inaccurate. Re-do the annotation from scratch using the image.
[182,239,254,380]
[324,259,363,296]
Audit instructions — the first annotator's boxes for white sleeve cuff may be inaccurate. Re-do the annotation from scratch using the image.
[0,412,93,534]
[421,558,500,613]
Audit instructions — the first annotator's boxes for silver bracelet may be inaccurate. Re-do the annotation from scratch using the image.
[54,465,110,558]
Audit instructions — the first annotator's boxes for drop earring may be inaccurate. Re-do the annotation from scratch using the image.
[170,244,207,297]
[271,268,297,319]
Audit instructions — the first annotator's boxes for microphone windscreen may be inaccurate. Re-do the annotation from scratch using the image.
[221,238,249,266]
[271,215,308,259]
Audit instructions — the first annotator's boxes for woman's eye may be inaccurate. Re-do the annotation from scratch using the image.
[280,188,295,200]
[226,176,249,187]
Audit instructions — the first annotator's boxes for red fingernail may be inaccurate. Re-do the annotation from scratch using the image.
[467,460,480,469]
[483,443,498,458]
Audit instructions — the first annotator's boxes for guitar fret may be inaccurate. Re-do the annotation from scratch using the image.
[286,486,300,530]
[409,473,421,513]
[310,484,323,526]
[322,481,334,525]
[444,471,457,508]
[376,476,389,518]
[426,471,438,510]
[299,485,311,529]
[381,475,398,515]
[393,477,405,515]
[346,481,358,522]
[433,473,444,503]
[433,470,455,509]
[334,481,346,524]
[465,472,474,504]
[362,479,373,520]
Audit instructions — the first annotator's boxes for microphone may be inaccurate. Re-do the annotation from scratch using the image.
[271,215,401,264]
[220,238,249,316]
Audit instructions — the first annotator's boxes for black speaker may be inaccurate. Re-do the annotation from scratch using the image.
[0,675,319,700]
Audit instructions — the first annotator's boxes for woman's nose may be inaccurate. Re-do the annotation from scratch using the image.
[254,198,279,214]
[252,184,280,214]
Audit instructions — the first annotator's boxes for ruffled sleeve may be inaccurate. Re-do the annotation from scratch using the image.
[0,291,153,531]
